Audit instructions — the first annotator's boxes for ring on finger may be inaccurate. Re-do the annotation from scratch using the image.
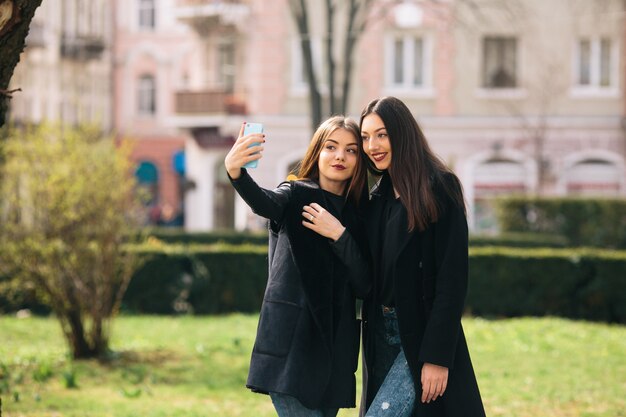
[310,214,314,221]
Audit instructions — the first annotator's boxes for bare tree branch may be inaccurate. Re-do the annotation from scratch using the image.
[288,0,322,130]
[325,0,336,114]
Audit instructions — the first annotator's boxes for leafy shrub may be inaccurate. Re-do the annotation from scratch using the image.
[495,197,626,248]
[467,247,626,322]
[143,228,268,246]
[469,232,567,248]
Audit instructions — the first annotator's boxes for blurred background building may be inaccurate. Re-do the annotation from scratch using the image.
[8,0,626,232]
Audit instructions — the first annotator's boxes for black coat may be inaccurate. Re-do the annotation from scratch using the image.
[230,170,370,409]
[361,172,485,417]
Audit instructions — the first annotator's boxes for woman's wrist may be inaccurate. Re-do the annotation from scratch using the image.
[226,166,242,180]
[332,226,346,242]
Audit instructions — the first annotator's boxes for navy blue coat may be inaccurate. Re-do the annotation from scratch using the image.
[361,172,485,417]
[230,170,370,409]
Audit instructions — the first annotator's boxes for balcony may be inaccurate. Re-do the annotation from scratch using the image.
[176,0,249,35]
[60,34,106,60]
[25,22,46,48]
[175,90,246,115]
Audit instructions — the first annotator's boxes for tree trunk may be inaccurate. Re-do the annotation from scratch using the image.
[290,0,322,132]
[0,0,43,128]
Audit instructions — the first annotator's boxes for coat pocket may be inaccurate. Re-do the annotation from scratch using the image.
[254,300,302,357]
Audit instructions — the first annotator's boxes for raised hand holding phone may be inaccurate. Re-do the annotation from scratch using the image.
[224,122,265,180]
[242,122,264,169]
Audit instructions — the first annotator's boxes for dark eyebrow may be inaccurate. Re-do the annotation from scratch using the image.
[362,127,387,134]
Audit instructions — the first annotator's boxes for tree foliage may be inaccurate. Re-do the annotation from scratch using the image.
[0,124,144,358]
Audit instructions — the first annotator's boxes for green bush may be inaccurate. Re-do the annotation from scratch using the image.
[467,247,626,323]
[495,197,626,248]
[123,243,268,315]
[6,242,626,323]
[469,232,567,248]
[143,228,268,246]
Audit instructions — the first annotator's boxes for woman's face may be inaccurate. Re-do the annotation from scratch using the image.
[361,113,392,171]
[317,128,359,191]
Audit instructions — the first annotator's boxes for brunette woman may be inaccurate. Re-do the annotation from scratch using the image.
[224,116,370,417]
[358,97,485,417]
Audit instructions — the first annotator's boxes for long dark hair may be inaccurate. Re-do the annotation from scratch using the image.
[360,96,465,231]
[295,115,367,206]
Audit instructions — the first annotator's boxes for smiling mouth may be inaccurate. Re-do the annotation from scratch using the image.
[371,153,387,162]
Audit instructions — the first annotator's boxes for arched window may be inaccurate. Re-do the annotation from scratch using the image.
[566,159,621,196]
[473,158,527,232]
[138,74,156,116]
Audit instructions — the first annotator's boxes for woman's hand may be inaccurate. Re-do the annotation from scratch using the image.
[421,362,448,403]
[224,122,265,179]
[302,203,345,241]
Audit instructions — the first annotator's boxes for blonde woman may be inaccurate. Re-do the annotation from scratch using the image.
[225,116,370,417]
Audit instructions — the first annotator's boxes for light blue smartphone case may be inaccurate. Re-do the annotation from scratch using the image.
[242,122,264,169]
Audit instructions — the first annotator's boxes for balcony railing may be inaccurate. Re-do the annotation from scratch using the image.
[60,34,106,60]
[176,0,249,34]
[175,90,246,115]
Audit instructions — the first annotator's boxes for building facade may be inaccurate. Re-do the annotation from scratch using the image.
[175,0,626,232]
[9,0,112,130]
[112,0,201,225]
[10,0,626,232]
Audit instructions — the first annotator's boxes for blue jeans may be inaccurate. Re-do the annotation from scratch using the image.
[365,307,416,417]
[270,392,338,417]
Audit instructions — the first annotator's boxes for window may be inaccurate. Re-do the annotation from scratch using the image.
[386,35,427,89]
[291,39,323,91]
[139,0,156,30]
[575,38,614,89]
[218,41,235,93]
[138,75,156,116]
[566,159,620,196]
[482,37,517,88]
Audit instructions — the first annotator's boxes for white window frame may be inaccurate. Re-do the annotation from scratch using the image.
[570,37,620,98]
[138,74,157,116]
[290,38,324,96]
[475,35,526,100]
[138,0,156,31]
[384,33,434,97]
[217,39,236,92]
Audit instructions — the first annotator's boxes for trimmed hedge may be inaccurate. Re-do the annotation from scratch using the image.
[467,247,626,323]
[146,228,568,249]
[123,243,268,315]
[495,197,626,248]
[469,232,567,248]
[143,227,268,246]
[122,243,626,323]
[4,242,625,323]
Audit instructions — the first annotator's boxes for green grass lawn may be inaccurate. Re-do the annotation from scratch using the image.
[0,315,624,417]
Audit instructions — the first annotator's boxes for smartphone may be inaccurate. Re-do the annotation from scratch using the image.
[242,122,264,169]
